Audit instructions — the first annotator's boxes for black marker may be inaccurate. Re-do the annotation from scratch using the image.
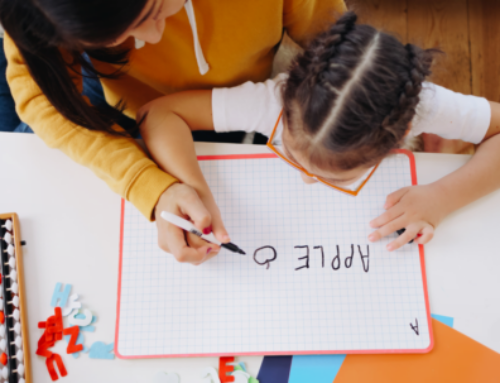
[396,228,414,244]
[160,211,246,255]
[220,242,246,255]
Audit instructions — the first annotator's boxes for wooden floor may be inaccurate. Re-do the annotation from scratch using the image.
[347,0,500,154]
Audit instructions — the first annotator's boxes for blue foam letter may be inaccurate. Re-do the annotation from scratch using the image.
[50,283,72,307]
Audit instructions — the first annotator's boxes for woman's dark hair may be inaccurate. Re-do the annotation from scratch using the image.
[0,0,149,135]
[283,11,438,170]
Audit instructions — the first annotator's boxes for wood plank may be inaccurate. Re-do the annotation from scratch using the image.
[407,0,474,154]
[346,0,408,42]
[468,0,500,102]
[408,0,471,93]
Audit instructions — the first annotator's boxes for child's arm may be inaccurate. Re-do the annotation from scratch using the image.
[139,91,228,264]
[369,100,500,250]
[140,90,214,187]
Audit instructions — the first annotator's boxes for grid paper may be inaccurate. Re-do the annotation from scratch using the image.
[116,152,431,357]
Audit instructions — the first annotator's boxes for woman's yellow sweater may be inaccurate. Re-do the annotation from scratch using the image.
[4,0,346,219]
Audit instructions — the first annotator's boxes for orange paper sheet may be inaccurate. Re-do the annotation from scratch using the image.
[334,318,500,382]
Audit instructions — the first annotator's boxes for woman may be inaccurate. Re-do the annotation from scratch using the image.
[0,0,346,264]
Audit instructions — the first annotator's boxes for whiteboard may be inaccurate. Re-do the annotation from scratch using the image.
[115,150,432,358]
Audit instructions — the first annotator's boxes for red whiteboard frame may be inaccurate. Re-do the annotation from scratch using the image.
[115,149,433,358]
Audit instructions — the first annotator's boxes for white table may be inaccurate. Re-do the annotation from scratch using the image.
[0,132,498,382]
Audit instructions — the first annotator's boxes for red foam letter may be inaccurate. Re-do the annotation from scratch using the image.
[62,326,83,354]
[46,353,67,381]
[219,356,235,383]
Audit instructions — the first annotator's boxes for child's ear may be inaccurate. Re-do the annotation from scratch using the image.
[404,122,412,137]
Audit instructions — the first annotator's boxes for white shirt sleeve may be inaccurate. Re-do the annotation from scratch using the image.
[410,82,491,144]
[212,74,286,138]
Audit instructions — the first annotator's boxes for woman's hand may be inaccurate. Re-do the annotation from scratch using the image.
[139,91,229,265]
[155,183,230,265]
[368,183,451,251]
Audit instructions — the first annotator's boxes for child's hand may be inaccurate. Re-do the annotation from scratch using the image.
[368,184,450,251]
[155,183,230,265]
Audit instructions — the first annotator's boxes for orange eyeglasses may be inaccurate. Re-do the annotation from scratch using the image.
[266,110,380,196]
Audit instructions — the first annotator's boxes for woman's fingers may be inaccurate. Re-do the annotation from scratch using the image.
[196,245,220,264]
[203,199,230,243]
[157,221,208,263]
[155,183,218,264]
[176,188,213,233]
[155,183,233,264]
[185,231,220,263]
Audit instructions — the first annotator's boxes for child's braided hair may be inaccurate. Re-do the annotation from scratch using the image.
[282,11,438,170]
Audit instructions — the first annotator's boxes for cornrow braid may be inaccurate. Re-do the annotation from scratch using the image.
[284,12,359,133]
[380,44,435,139]
[282,11,439,171]
[303,12,357,85]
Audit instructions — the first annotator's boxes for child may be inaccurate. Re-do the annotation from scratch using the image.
[139,12,500,258]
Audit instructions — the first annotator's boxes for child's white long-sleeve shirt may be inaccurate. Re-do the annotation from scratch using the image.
[212,73,491,145]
